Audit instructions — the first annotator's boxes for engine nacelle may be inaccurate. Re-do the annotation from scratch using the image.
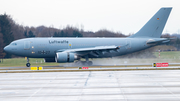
[44,58,56,62]
[55,52,76,63]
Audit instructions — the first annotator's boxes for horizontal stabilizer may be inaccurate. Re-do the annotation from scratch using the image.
[146,39,171,45]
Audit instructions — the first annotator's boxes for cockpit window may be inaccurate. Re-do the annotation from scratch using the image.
[11,43,17,45]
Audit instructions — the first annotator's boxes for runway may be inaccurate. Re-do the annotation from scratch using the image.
[0,70,180,101]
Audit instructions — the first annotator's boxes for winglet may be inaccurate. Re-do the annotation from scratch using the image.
[129,7,172,38]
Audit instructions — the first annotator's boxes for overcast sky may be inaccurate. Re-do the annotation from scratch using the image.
[0,0,180,35]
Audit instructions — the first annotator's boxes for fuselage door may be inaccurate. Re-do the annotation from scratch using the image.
[126,40,131,49]
[24,41,30,50]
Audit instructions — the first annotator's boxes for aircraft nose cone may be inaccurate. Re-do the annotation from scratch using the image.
[4,46,10,53]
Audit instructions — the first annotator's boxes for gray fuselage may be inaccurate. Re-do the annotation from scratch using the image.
[5,37,156,58]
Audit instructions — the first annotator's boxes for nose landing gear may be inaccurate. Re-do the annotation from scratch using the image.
[26,58,31,67]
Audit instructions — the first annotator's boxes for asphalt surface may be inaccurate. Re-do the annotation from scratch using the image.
[0,70,180,101]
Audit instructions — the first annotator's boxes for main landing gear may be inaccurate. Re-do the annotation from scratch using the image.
[26,58,31,67]
[75,55,93,66]
[75,61,93,66]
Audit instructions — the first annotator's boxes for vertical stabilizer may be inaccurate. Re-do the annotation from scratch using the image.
[129,7,172,38]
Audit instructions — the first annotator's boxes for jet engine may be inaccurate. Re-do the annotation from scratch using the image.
[55,52,76,63]
[44,58,56,62]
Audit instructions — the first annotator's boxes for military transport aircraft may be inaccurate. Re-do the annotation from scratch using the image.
[4,7,172,67]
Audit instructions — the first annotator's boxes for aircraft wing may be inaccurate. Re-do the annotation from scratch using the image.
[57,45,120,57]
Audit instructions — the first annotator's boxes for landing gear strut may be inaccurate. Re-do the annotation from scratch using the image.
[85,55,93,65]
[26,58,31,67]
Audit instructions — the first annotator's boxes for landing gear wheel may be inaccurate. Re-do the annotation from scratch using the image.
[26,63,31,67]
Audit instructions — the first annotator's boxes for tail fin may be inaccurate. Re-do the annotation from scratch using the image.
[129,7,172,38]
